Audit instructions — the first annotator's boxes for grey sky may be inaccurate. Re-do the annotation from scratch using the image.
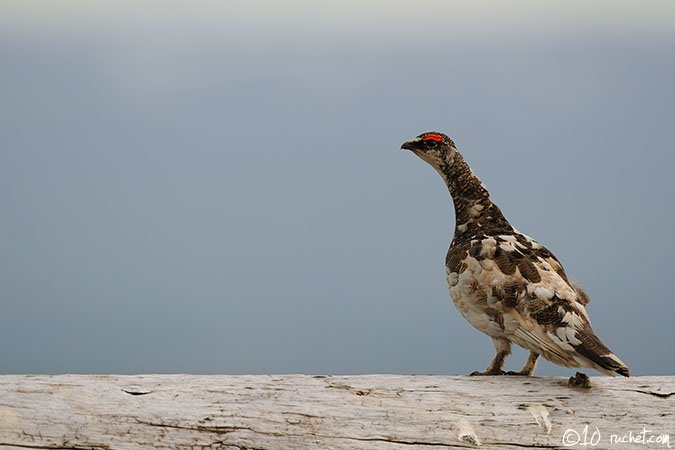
[1,1,674,376]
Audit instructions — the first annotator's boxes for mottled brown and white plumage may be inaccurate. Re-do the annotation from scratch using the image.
[402,132,629,377]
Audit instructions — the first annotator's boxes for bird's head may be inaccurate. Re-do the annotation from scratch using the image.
[401,132,457,170]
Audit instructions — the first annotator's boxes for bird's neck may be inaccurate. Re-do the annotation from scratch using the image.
[435,153,514,242]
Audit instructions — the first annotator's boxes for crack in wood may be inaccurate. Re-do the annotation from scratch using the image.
[635,389,674,399]
[135,419,254,434]
[335,436,473,447]
[136,419,468,447]
[201,441,270,450]
[121,389,153,396]
[0,444,110,450]
[613,388,675,399]
[497,443,559,449]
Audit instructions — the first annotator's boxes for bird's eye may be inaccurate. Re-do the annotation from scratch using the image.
[426,140,437,148]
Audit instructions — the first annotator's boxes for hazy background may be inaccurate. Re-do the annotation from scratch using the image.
[1,1,674,376]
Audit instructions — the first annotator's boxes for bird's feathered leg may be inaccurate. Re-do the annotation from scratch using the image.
[506,351,539,376]
[470,337,511,376]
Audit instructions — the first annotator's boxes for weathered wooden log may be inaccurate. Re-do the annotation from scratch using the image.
[0,375,672,449]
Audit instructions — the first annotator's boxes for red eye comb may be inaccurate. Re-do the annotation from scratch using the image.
[422,134,443,142]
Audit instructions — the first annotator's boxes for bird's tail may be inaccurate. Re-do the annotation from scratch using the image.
[573,327,630,377]
[599,352,630,377]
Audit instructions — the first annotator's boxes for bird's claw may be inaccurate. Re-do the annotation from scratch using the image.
[469,369,506,376]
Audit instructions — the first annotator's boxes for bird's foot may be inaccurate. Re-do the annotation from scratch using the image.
[470,369,505,376]
[505,370,532,376]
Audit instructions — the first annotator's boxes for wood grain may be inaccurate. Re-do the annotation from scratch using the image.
[0,375,672,449]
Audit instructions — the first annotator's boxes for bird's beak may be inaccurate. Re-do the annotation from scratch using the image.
[401,139,419,151]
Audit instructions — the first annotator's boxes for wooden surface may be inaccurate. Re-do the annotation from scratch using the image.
[0,374,672,449]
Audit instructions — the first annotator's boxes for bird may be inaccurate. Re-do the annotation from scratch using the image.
[401,131,630,377]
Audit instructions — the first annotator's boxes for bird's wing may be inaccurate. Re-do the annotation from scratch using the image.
[475,233,628,375]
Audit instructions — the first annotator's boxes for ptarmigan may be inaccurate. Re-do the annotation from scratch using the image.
[402,131,630,377]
